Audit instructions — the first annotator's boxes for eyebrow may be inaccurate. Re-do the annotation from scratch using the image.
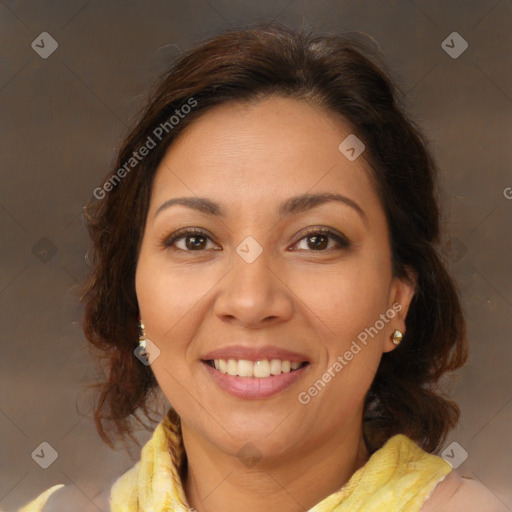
[154,192,368,225]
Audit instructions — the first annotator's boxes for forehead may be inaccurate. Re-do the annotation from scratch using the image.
[149,96,380,221]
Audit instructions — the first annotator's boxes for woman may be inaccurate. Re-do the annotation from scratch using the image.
[16,21,507,512]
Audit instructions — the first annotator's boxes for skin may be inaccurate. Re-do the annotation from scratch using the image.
[421,471,509,511]
[135,96,417,512]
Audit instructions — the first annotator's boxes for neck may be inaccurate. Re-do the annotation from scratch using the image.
[181,415,369,512]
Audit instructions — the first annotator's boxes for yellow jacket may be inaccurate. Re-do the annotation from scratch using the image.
[14,409,451,512]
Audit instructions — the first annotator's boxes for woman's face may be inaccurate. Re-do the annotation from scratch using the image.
[135,96,415,461]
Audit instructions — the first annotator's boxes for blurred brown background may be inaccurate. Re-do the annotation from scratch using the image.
[0,1,511,510]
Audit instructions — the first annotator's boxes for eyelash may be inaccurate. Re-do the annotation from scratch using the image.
[161,227,350,253]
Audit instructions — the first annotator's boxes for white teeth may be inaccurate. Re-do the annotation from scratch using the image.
[212,358,305,377]
[227,359,238,376]
[253,360,270,378]
[269,359,282,375]
[238,359,253,377]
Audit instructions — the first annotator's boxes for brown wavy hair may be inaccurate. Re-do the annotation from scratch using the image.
[81,20,468,454]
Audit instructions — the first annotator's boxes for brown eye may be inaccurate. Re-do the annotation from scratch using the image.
[293,228,349,252]
[162,227,349,253]
[163,228,220,252]
[305,234,329,250]
[182,233,207,250]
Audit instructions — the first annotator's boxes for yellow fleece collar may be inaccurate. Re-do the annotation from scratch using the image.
[109,408,452,512]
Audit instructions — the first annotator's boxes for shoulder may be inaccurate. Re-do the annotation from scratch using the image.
[420,470,508,512]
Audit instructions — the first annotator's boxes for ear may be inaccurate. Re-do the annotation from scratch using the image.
[383,265,417,353]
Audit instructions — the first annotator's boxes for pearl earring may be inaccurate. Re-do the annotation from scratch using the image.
[392,329,402,346]
[138,320,146,350]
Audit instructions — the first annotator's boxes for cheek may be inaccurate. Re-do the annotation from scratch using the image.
[135,255,219,356]
[136,254,182,323]
[294,257,391,342]
[135,257,199,403]
[315,256,392,402]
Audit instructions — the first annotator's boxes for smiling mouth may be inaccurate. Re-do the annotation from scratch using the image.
[203,359,310,378]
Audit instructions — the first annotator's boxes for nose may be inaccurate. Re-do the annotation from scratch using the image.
[213,246,294,329]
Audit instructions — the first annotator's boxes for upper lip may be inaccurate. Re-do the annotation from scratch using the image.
[201,345,310,363]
